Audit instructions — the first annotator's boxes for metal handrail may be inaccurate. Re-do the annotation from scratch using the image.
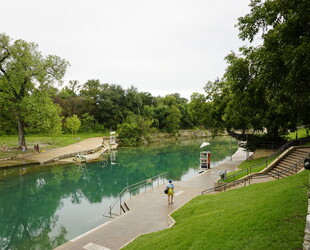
[221,140,295,183]
[103,172,167,218]
[252,154,308,180]
[202,151,309,195]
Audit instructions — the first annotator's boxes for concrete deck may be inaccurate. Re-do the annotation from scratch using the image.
[55,147,251,250]
[0,137,107,168]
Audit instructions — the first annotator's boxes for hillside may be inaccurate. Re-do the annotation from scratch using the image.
[124,170,309,250]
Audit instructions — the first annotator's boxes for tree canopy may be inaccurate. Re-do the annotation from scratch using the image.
[0,33,69,147]
[1,0,309,147]
[204,0,310,138]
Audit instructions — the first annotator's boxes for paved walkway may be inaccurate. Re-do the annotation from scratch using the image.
[0,137,105,168]
[55,148,251,250]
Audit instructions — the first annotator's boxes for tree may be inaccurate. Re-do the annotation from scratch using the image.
[236,0,310,135]
[117,114,152,145]
[21,90,63,136]
[54,80,83,118]
[205,0,310,138]
[80,81,126,130]
[125,86,143,115]
[65,115,81,134]
[0,33,69,147]
[164,105,182,133]
[188,93,208,127]
[203,80,229,134]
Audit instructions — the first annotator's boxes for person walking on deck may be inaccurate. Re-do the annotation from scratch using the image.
[166,179,174,205]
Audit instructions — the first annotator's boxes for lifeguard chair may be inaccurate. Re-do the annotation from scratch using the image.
[200,151,211,169]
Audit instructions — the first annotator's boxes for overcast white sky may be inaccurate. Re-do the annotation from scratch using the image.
[1,0,253,99]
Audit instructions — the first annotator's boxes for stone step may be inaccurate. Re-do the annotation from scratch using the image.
[292,150,308,156]
[269,167,293,174]
[275,162,299,170]
[269,170,291,179]
[280,158,302,165]
[294,149,310,154]
[270,169,296,178]
[288,154,305,161]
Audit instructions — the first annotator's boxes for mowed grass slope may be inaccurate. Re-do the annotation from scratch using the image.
[124,171,309,250]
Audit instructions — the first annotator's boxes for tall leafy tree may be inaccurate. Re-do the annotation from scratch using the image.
[65,114,81,134]
[0,33,68,147]
[54,80,83,117]
[188,93,208,128]
[117,114,152,145]
[206,0,310,138]
[164,105,182,133]
[236,0,310,135]
[125,86,143,115]
[80,81,126,130]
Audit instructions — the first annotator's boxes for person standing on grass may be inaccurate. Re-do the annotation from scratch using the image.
[166,179,174,205]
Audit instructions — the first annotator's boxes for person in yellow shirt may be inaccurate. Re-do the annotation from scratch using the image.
[166,179,174,205]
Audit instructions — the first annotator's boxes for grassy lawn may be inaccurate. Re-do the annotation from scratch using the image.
[286,128,309,140]
[124,170,309,250]
[0,132,109,158]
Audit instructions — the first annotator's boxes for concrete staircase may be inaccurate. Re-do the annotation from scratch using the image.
[266,147,310,179]
[212,146,310,193]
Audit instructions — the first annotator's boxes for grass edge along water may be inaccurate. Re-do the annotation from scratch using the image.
[124,170,309,250]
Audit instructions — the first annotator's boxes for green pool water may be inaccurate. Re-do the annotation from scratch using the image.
[0,137,237,249]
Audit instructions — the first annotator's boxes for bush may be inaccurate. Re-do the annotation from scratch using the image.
[117,114,152,146]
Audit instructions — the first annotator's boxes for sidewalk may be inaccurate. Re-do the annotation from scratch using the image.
[55,147,250,250]
[0,137,105,168]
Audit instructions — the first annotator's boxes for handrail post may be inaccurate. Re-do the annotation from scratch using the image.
[109,206,111,218]
[277,171,280,179]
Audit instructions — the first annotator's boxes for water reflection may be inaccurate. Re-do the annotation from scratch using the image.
[0,137,237,249]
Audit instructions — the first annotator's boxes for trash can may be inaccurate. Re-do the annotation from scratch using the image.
[305,157,310,170]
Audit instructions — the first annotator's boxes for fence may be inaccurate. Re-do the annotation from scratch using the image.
[220,140,295,183]
[202,149,309,195]
[103,172,167,218]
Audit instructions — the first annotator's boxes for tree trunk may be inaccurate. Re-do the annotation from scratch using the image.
[17,116,26,148]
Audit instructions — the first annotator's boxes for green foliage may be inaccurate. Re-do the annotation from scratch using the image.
[65,115,81,134]
[117,114,152,145]
[188,93,207,127]
[164,105,181,133]
[204,0,310,138]
[21,91,63,136]
[53,81,83,118]
[0,33,69,147]
[124,171,308,250]
[79,113,105,133]
[285,128,310,140]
